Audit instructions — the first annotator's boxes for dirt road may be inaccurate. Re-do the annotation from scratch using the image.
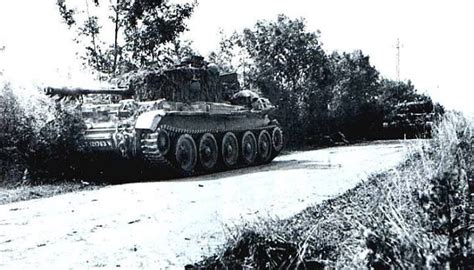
[0,140,416,268]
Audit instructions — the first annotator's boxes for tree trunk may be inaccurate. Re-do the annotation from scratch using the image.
[85,0,101,72]
[112,0,120,75]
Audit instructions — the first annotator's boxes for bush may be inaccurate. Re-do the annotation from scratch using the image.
[0,82,85,185]
[0,84,33,183]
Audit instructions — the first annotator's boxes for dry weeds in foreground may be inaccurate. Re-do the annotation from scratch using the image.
[193,112,473,269]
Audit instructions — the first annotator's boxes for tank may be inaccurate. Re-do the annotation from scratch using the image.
[45,57,283,176]
[382,100,434,139]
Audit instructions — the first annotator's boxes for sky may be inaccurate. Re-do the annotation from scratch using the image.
[0,0,473,112]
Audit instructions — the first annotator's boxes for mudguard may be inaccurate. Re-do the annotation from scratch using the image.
[135,110,166,131]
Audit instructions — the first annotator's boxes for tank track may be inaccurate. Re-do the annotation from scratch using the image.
[140,124,282,177]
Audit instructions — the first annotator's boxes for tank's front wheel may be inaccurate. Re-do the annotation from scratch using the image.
[175,134,197,173]
[199,133,218,171]
[222,132,239,167]
[156,128,171,155]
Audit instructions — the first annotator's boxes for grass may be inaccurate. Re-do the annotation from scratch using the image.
[192,112,473,269]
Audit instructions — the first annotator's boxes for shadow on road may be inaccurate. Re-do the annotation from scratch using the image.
[68,140,410,184]
[86,157,341,184]
[166,159,342,183]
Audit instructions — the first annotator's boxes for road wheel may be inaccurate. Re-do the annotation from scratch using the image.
[199,133,218,171]
[272,127,284,153]
[222,132,238,167]
[175,134,197,173]
[241,131,257,165]
[258,130,272,162]
[156,128,170,155]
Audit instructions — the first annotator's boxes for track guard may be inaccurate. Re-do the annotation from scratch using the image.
[135,110,166,131]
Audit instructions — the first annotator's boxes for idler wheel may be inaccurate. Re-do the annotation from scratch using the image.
[175,134,197,173]
[156,129,170,155]
[258,130,272,162]
[199,133,218,170]
[222,132,238,167]
[271,127,284,153]
[241,131,257,165]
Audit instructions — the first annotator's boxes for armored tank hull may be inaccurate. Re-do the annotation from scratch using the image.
[78,99,283,176]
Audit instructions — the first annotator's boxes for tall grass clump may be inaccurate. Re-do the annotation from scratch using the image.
[0,81,85,185]
[193,112,473,269]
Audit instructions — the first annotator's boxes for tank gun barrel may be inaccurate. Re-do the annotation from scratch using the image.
[44,86,134,98]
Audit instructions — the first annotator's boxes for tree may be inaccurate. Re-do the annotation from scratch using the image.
[57,0,196,76]
[208,15,440,147]
[226,15,333,146]
[169,38,197,63]
[207,30,256,90]
[328,51,381,139]
[378,79,428,110]
[208,31,240,73]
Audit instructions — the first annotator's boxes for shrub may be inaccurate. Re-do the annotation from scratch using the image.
[0,82,85,185]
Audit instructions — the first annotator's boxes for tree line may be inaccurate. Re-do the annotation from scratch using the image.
[209,15,442,147]
[57,1,442,148]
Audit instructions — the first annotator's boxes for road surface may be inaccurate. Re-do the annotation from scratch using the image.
[0,140,416,268]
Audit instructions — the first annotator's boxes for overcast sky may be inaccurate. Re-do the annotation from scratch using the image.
[0,0,472,112]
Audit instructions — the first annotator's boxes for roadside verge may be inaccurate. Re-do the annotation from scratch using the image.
[191,112,473,268]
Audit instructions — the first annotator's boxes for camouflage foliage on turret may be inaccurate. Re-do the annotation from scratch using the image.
[117,56,241,103]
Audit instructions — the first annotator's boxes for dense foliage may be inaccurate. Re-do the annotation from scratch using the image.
[57,0,196,75]
[210,15,439,147]
[0,84,85,184]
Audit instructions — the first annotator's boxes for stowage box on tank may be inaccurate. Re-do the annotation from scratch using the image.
[45,57,283,176]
